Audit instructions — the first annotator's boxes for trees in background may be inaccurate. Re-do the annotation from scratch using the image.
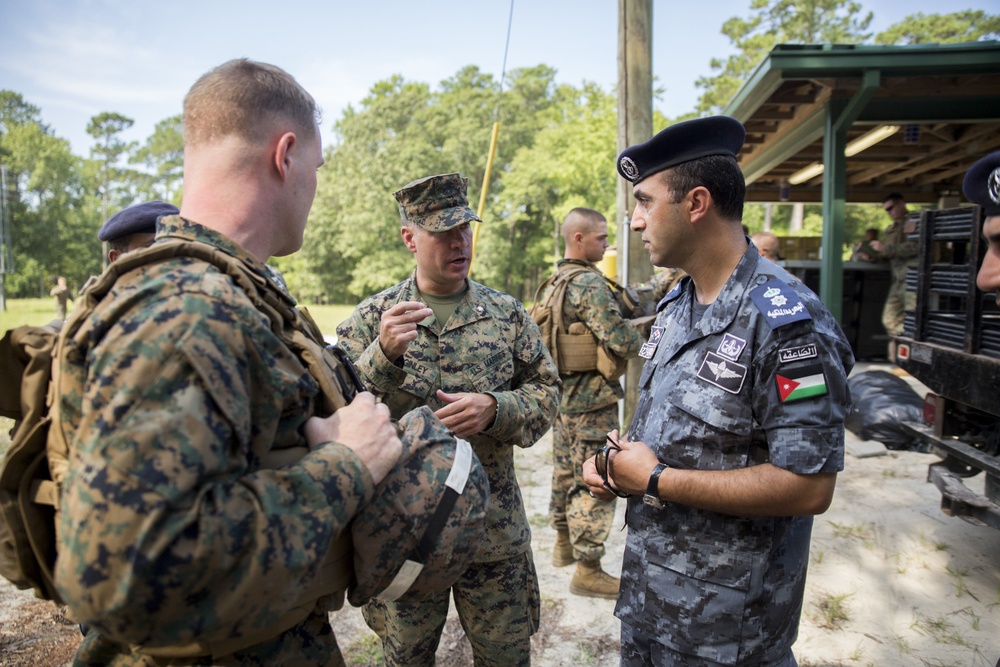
[2,5,998,301]
[132,114,184,204]
[1,92,96,296]
[0,101,185,296]
[287,65,619,303]
[875,10,1000,45]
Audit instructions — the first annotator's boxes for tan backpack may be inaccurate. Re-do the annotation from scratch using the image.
[528,263,637,381]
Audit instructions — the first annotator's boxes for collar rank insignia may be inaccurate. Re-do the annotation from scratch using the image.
[696,351,747,394]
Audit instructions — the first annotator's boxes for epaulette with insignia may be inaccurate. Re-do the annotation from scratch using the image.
[750,279,811,328]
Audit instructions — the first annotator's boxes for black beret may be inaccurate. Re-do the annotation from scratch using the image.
[962,150,1000,217]
[617,116,746,184]
[98,200,179,242]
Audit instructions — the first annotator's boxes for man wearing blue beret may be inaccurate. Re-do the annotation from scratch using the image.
[584,116,854,666]
[99,200,178,263]
[962,150,1000,305]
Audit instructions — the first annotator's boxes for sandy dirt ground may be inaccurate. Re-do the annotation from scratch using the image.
[2,366,999,666]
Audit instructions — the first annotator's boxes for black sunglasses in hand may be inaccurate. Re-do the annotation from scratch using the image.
[595,435,630,498]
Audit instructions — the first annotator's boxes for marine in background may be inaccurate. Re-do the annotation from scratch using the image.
[542,207,646,600]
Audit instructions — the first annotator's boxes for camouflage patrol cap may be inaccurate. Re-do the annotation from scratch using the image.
[962,150,1000,216]
[393,173,482,232]
[348,405,489,606]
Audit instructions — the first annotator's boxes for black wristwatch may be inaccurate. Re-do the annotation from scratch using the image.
[643,463,668,509]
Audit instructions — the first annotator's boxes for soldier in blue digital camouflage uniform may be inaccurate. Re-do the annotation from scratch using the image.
[544,207,646,599]
[51,58,404,666]
[583,116,854,666]
[961,150,1000,306]
[336,172,560,666]
[99,199,177,263]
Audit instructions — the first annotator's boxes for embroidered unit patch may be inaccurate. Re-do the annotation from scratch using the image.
[696,351,747,394]
[778,343,817,364]
[716,333,747,361]
[775,363,828,402]
[750,280,812,328]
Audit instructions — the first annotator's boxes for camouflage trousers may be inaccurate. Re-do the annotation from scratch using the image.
[620,622,798,667]
[71,611,344,666]
[363,551,539,666]
[881,277,916,336]
[549,404,618,562]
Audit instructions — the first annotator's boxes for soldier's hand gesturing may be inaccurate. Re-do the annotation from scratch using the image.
[304,392,402,484]
[379,301,433,362]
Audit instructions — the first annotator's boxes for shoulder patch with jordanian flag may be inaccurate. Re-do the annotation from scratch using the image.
[775,363,828,403]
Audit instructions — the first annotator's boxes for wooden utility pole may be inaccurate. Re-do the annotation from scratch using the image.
[617,0,653,427]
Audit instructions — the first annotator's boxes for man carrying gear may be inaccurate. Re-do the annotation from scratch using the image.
[535,207,649,599]
[48,58,404,666]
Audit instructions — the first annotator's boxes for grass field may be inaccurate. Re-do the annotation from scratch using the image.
[0,299,358,340]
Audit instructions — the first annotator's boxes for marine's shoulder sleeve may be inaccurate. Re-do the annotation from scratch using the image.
[565,271,644,358]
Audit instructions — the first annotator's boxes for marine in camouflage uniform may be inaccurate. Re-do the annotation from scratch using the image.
[55,217,378,666]
[49,276,73,319]
[879,193,918,337]
[50,59,403,667]
[336,173,559,666]
[542,208,645,599]
[584,116,853,666]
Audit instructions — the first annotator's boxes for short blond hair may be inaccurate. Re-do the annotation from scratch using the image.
[183,58,320,146]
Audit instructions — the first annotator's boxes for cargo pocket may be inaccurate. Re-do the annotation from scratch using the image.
[645,543,752,665]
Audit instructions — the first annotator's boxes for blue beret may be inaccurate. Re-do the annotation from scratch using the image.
[98,200,179,242]
[962,150,1000,217]
[617,116,746,184]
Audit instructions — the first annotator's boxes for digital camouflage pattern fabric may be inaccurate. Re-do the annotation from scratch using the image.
[619,244,854,665]
[52,216,375,666]
[550,405,619,562]
[393,173,482,232]
[336,274,559,562]
[348,405,490,606]
[543,260,646,414]
[362,551,539,666]
[336,272,559,665]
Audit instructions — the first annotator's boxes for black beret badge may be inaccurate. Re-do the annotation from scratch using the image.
[988,166,1000,206]
[962,150,1000,217]
[620,156,639,182]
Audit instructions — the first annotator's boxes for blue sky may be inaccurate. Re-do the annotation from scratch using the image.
[2,0,998,157]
